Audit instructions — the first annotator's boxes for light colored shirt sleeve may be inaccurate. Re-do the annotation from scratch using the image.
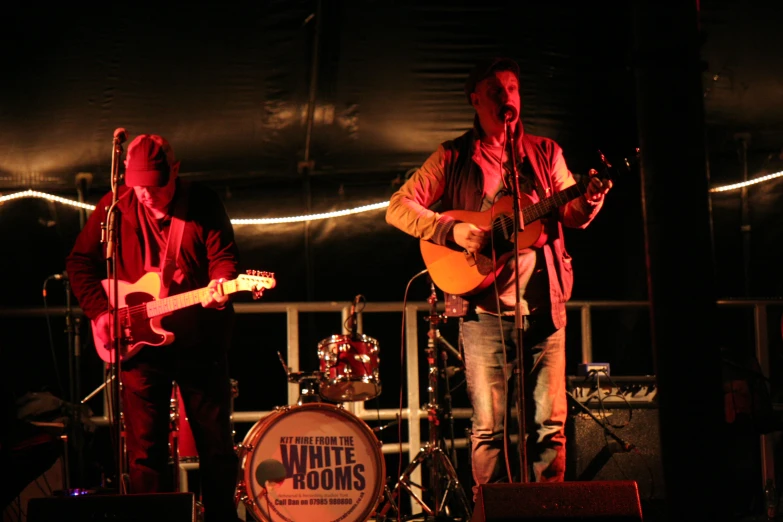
[385,145,458,244]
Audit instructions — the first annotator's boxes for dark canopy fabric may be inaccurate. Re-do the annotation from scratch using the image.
[1,2,781,302]
[1,2,780,295]
[2,3,780,188]
[6,1,770,190]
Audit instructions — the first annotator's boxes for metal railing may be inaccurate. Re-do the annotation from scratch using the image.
[3,297,780,511]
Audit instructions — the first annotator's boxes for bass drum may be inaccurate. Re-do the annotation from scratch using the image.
[237,402,385,522]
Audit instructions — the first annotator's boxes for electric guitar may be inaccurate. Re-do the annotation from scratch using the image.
[92,270,276,363]
[421,170,614,296]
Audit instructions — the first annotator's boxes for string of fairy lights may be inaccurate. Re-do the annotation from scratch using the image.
[0,189,389,225]
[0,170,781,224]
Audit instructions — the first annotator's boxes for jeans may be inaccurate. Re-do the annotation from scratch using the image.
[460,312,567,499]
[121,346,240,522]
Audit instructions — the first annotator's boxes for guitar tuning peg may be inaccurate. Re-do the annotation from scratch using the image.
[597,149,612,168]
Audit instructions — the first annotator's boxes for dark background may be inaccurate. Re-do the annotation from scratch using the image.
[1,1,782,517]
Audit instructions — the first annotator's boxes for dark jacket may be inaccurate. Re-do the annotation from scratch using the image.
[386,125,603,330]
[66,179,239,350]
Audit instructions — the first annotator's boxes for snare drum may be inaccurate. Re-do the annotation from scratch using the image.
[237,402,385,522]
[317,334,381,402]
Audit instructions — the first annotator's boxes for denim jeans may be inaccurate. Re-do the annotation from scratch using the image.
[121,346,240,522]
[460,312,567,499]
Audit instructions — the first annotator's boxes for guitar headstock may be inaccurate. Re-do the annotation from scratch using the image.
[599,148,639,179]
[237,270,276,300]
[580,148,640,183]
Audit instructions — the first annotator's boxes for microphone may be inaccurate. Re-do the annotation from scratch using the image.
[49,271,68,281]
[500,105,517,122]
[443,366,463,378]
[348,295,362,339]
[113,128,127,144]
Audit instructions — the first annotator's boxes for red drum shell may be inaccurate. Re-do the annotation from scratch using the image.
[317,334,381,402]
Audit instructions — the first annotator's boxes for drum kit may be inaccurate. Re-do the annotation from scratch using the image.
[168,288,470,522]
[168,331,387,522]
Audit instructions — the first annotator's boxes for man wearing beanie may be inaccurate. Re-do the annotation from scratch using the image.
[386,58,612,500]
[66,134,241,521]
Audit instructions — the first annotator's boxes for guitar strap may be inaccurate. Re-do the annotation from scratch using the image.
[159,180,189,298]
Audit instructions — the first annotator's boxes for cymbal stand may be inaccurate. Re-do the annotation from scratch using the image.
[377,282,471,521]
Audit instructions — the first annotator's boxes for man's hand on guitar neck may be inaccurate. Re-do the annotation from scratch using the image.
[450,222,489,255]
[202,278,230,309]
[585,169,613,203]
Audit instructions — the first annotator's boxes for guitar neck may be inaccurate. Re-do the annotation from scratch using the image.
[521,179,587,224]
[145,280,238,318]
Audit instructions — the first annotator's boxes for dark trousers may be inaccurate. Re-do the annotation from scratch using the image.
[121,346,238,522]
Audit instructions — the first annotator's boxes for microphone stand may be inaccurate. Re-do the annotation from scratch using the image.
[63,276,85,489]
[505,118,529,484]
[440,350,458,466]
[103,128,127,494]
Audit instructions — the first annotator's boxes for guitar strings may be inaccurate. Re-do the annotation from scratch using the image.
[486,180,587,235]
[119,288,210,316]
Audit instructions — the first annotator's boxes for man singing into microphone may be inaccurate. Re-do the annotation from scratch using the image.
[385,58,612,499]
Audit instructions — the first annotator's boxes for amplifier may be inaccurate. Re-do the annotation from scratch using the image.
[566,375,664,502]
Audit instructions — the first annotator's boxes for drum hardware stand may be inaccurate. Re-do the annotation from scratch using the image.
[440,351,458,467]
[377,282,471,521]
[277,351,325,405]
[170,384,183,491]
[45,272,87,491]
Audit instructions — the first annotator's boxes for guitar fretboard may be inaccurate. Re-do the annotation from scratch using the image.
[145,280,239,318]
[521,180,587,224]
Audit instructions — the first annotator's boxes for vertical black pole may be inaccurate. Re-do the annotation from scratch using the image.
[737,135,752,296]
[632,1,729,519]
[301,0,322,303]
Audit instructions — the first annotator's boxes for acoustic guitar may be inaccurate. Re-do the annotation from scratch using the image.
[420,172,608,296]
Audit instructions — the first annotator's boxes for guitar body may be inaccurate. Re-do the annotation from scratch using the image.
[420,193,544,296]
[94,272,174,363]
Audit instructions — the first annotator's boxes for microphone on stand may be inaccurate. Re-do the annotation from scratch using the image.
[500,105,518,123]
[348,295,362,340]
[113,127,127,144]
[443,366,463,379]
[42,272,69,298]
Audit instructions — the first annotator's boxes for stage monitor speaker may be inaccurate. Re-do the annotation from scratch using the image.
[27,492,196,522]
[471,481,643,522]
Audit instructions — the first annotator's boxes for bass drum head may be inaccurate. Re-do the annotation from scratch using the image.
[240,402,385,522]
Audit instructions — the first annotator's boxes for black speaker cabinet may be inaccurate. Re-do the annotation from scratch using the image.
[567,406,665,500]
[471,481,643,522]
[27,492,196,522]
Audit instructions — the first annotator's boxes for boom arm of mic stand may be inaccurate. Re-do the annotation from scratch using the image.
[436,332,463,364]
